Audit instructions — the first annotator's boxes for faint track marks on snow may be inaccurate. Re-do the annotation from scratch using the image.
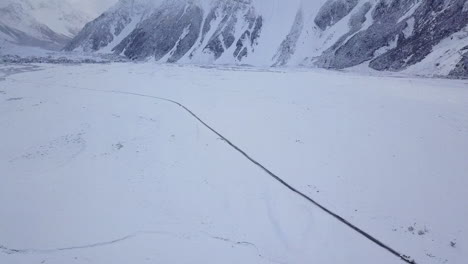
[0,65,42,80]
[204,232,287,264]
[1,230,281,263]
[7,131,87,175]
[0,231,172,255]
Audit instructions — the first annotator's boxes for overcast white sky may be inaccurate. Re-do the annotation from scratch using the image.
[68,0,118,16]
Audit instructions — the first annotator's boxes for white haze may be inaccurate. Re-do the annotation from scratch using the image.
[67,0,118,16]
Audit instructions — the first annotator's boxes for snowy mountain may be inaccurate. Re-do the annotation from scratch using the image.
[0,0,92,51]
[65,0,468,77]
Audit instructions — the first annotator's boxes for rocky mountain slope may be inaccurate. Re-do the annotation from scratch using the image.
[0,0,92,51]
[58,0,468,77]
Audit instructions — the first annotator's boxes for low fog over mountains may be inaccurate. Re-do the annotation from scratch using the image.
[0,0,95,50]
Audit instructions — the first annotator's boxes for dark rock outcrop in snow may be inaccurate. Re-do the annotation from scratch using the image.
[314,0,360,30]
[193,0,263,61]
[449,48,468,78]
[315,0,419,69]
[233,15,263,61]
[369,0,468,71]
[273,10,304,66]
[64,12,132,52]
[63,0,147,52]
[113,1,203,61]
[313,0,468,77]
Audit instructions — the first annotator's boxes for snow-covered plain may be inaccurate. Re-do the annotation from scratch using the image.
[0,63,467,264]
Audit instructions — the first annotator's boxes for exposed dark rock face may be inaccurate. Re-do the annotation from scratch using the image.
[349,2,372,30]
[315,0,359,30]
[113,1,203,61]
[314,2,372,67]
[202,7,238,59]
[370,0,468,71]
[233,15,263,61]
[67,0,263,63]
[449,48,468,78]
[273,10,304,66]
[64,8,133,52]
[65,0,468,77]
[201,0,262,61]
[314,0,468,75]
[316,0,418,69]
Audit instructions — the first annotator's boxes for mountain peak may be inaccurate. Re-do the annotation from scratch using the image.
[0,0,95,51]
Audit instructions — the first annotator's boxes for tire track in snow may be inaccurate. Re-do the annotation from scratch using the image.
[0,235,133,254]
[1,231,189,255]
[0,232,157,255]
[204,233,286,264]
[1,230,278,263]
[65,87,418,264]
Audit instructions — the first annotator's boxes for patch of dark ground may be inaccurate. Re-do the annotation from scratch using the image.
[6,97,23,101]
[0,64,42,79]
[0,54,128,65]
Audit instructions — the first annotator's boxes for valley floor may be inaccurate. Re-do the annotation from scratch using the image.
[0,63,467,264]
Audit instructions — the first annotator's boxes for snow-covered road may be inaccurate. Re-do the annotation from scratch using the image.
[1,63,467,264]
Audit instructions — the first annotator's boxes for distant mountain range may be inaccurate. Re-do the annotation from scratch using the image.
[0,0,92,51]
[65,0,468,77]
[1,0,467,78]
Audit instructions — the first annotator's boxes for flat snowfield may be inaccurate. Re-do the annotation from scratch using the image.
[0,63,467,264]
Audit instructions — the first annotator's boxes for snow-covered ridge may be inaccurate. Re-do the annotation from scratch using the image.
[0,0,92,51]
[64,0,468,78]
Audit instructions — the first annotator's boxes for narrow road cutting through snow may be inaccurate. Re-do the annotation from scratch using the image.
[66,87,418,264]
